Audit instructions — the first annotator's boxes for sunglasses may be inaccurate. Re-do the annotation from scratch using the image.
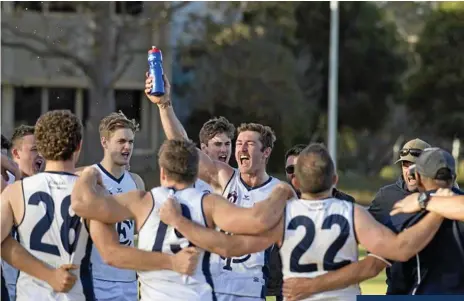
[399,148,422,157]
[285,165,295,174]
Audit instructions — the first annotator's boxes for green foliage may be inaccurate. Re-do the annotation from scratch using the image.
[294,2,408,131]
[404,6,464,136]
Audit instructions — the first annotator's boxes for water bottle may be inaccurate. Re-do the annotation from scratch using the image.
[148,46,165,96]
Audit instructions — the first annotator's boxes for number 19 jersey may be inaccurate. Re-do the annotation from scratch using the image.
[16,171,90,301]
[280,198,360,301]
[137,186,215,301]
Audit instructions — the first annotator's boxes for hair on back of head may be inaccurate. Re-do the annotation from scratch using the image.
[158,139,199,184]
[34,110,82,161]
[295,143,335,194]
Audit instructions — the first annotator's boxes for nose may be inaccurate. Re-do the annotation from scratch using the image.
[219,144,228,153]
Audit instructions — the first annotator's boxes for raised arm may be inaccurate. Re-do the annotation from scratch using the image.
[71,167,143,223]
[206,182,294,235]
[144,74,234,190]
[89,220,198,274]
[2,236,78,292]
[159,197,282,257]
[283,256,387,300]
[391,189,464,221]
[355,204,443,262]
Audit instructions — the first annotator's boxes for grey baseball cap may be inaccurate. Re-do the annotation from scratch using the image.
[415,147,456,180]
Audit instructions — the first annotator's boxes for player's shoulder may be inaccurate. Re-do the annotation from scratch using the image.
[2,179,22,196]
[129,172,145,190]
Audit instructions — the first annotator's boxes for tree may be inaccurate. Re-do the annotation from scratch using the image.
[404,3,464,137]
[1,1,190,163]
[294,1,408,132]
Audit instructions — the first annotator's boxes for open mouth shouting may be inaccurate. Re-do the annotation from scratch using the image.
[35,157,44,172]
[239,153,250,165]
[121,152,131,160]
[218,154,228,162]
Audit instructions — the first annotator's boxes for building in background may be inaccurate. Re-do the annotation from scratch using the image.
[1,1,171,169]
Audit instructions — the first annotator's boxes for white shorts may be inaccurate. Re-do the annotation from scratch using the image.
[92,279,137,301]
[216,293,264,301]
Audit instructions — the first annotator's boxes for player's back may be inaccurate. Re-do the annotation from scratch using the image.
[16,171,90,301]
[280,197,360,301]
[137,186,214,301]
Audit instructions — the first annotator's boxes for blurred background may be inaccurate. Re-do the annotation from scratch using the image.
[1,1,463,205]
[1,0,463,295]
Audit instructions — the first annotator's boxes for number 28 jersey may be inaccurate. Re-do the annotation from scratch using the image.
[16,172,90,301]
[280,198,360,301]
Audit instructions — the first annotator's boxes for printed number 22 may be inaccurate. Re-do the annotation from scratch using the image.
[288,214,351,272]
[152,204,194,253]
[29,192,82,256]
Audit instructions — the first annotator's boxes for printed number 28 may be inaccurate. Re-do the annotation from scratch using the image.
[29,192,82,256]
[288,214,351,272]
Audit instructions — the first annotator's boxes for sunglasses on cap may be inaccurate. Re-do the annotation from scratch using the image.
[285,165,295,174]
[399,148,422,157]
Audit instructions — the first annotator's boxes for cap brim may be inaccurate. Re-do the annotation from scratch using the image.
[395,154,418,164]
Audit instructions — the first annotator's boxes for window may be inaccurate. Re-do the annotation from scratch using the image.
[115,89,142,126]
[14,1,43,12]
[82,89,141,128]
[14,87,42,127]
[115,1,143,16]
[48,88,76,112]
[48,1,77,13]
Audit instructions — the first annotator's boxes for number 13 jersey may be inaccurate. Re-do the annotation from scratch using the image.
[16,172,90,301]
[280,198,360,301]
[137,186,215,301]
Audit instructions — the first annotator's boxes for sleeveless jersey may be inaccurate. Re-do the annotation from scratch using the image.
[88,163,137,282]
[16,172,90,301]
[2,171,17,301]
[280,198,360,301]
[137,186,215,301]
[194,178,213,194]
[211,170,280,298]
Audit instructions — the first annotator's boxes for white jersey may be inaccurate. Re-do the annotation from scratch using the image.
[89,163,137,282]
[16,172,90,301]
[194,178,213,194]
[280,198,360,301]
[2,171,18,299]
[138,186,214,301]
[211,170,280,298]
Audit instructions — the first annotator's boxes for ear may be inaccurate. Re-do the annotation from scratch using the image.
[76,140,83,152]
[263,147,272,159]
[200,143,207,152]
[160,167,166,181]
[415,172,422,187]
[333,173,339,187]
[11,148,20,160]
[101,136,107,149]
[291,176,300,191]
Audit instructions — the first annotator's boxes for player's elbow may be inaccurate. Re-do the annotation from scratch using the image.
[70,193,90,218]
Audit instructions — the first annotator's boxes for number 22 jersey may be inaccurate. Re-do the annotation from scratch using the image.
[279,197,360,301]
[16,172,90,301]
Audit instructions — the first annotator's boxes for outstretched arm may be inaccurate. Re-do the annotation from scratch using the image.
[283,255,387,301]
[391,189,464,221]
[206,182,295,235]
[89,220,198,274]
[160,197,282,257]
[355,205,443,262]
[71,167,144,223]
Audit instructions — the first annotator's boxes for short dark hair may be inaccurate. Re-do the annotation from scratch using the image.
[158,139,199,184]
[237,123,276,150]
[11,125,35,149]
[35,110,83,161]
[199,116,235,145]
[1,134,11,150]
[295,143,334,194]
[285,144,307,162]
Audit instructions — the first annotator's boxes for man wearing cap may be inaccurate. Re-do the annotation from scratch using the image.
[368,138,431,294]
[389,148,464,294]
